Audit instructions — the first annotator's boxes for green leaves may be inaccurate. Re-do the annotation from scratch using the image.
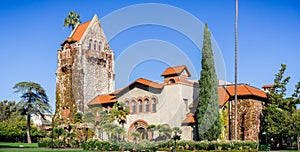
[13,81,51,143]
[64,11,81,30]
[263,64,300,148]
[110,102,130,127]
[197,23,222,141]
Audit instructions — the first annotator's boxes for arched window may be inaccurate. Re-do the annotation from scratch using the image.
[138,100,143,113]
[132,101,136,113]
[88,39,92,50]
[125,101,129,108]
[168,79,175,84]
[152,98,157,112]
[99,41,103,51]
[145,99,149,112]
[94,40,97,50]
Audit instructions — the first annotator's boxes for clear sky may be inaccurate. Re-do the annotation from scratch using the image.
[0,0,299,112]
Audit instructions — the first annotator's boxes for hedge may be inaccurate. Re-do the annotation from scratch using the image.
[38,137,258,151]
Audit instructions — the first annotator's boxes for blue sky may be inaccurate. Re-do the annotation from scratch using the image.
[0,0,299,112]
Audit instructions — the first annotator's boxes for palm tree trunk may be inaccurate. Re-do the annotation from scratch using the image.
[122,123,125,141]
[234,0,239,141]
[27,112,32,144]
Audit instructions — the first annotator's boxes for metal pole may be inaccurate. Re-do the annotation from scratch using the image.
[234,0,239,141]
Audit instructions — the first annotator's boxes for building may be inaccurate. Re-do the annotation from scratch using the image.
[54,15,267,141]
[31,114,53,133]
[88,65,268,141]
[53,15,115,126]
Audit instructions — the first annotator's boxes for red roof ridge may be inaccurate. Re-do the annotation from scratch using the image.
[262,84,274,88]
[61,20,92,46]
[135,77,164,89]
[161,65,191,76]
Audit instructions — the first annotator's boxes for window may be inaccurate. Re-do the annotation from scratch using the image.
[152,98,156,112]
[125,101,129,108]
[138,100,142,113]
[94,40,97,50]
[132,101,136,113]
[88,40,92,50]
[168,79,175,84]
[145,99,149,112]
[184,99,188,111]
[99,41,102,51]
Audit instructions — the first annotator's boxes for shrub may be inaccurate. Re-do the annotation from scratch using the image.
[38,138,66,148]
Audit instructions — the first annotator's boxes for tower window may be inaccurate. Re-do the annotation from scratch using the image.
[94,40,97,50]
[88,39,92,50]
[99,41,103,51]
[168,79,176,84]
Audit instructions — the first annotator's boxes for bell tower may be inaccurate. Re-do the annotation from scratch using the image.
[53,15,115,126]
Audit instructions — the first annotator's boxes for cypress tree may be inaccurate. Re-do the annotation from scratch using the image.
[197,23,222,141]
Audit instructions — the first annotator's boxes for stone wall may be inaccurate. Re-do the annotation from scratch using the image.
[54,16,115,125]
[228,98,263,141]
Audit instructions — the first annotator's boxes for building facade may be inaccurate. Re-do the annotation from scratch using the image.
[54,15,267,140]
[88,64,267,141]
[53,15,115,126]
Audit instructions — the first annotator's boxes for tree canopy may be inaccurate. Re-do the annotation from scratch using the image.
[64,11,81,30]
[197,23,222,141]
[262,64,300,148]
[13,81,51,144]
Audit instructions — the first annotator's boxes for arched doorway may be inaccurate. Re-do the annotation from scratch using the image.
[128,120,151,140]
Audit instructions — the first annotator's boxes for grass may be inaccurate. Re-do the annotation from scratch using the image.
[0,142,38,148]
[0,142,86,152]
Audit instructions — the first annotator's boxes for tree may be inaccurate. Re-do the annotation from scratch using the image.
[0,100,17,122]
[110,102,130,129]
[263,64,300,148]
[157,124,172,141]
[131,131,141,144]
[64,11,81,30]
[146,124,156,141]
[197,23,222,141]
[13,82,51,144]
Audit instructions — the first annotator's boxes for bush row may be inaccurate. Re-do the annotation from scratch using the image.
[159,140,259,150]
[38,138,258,151]
[38,137,83,148]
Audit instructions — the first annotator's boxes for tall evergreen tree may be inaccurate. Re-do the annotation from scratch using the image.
[263,64,300,148]
[197,23,222,141]
[13,82,51,144]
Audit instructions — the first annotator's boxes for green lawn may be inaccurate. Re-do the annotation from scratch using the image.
[0,142,86,152]
[0,142,38,148]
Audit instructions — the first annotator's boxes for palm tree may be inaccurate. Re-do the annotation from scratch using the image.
[234,0,239,140]
[110,102,130,129]
[64,11,81,30]
[131,131,141,144]
[13,81,51,144]
[146,124,157,141]
[172,127,182,135]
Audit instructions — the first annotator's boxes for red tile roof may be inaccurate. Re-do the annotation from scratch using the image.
[224,84,267,98]
[182,113,195,124]
[262,84,274,88]
[218,87,230,106]
[135,78,164,89]
[61,20,91,46]
[161,65,191,76]
[88,78,163,105]
[70,20,91,42]
[88,94,117,106]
